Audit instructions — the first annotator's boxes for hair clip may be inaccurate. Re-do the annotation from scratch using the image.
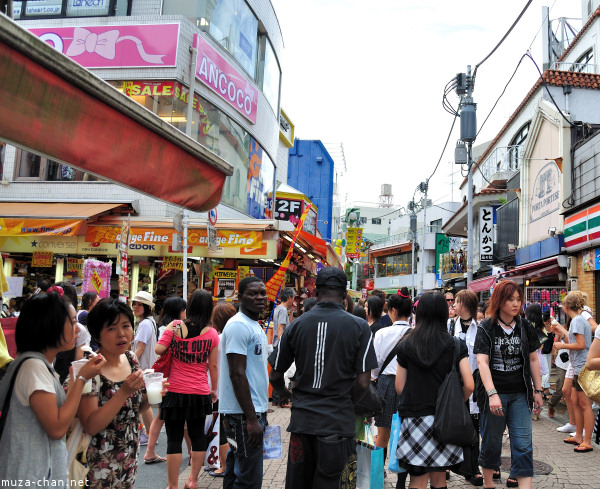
[397,291,410,298]
[47,285,64,297]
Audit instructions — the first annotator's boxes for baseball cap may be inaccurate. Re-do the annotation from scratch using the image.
[315,267,347,289]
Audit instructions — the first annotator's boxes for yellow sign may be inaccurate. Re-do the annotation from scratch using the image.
[163,256,184,271]
[91,270,103,293]
[214,269,237,279]
[0,218,83,237]
[346,228,363,259]
[238,266,250,280]
[66,258,83,277]
[32,251,53,267]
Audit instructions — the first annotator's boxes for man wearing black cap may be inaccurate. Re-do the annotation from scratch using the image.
[270,267,376,489]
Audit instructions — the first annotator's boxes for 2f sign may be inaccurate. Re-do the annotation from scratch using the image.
[479,206,494,262]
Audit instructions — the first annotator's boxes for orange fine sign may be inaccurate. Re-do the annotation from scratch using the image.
[91,270,103,293]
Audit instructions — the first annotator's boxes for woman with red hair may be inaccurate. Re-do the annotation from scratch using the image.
[474,280,543,489]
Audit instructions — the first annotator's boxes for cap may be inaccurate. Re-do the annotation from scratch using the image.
[315,267,347,289]
[131,291,155,310]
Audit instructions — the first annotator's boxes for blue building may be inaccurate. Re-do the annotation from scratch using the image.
[287,139,334,241]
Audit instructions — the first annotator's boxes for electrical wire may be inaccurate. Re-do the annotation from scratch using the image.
[472,0,533,88]
[528,0,558,52]
[477,53,527,137]
[428,113,459,181]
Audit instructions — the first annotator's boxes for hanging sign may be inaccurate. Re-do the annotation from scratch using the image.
[479,206,494,261]
[83,259,111,298]
[346,228,363,259]
[207,224,218,252]
[163,256,184,271]
[213,269,238,279]
[66,257,84,277]
[32,251,53,267]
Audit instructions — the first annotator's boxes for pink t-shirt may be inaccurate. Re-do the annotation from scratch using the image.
[158,326,220,395]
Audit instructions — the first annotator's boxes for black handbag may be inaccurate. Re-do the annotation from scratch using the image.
[353,337,402,417]
[432,337,476,446]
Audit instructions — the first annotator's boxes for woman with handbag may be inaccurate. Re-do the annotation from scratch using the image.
[0,292,105,485]
[586,318,600,371]
[395,291,473,489]
[156,290,219,489]
[474,280,543,489]
[372,290,412,485]
[553,291,594,453]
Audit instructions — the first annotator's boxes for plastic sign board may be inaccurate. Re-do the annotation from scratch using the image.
[479,207,494,261]
[346,228,363,259]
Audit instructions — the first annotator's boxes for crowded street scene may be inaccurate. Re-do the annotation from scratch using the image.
[2,0,600,488]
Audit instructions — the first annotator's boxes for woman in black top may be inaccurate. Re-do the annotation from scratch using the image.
[395,292,473,489]
[474,280,543,489]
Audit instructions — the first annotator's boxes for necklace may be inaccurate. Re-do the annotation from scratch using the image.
[498,317,516,333]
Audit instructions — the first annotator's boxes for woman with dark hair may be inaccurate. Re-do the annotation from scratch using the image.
[0,292,105,485]
[474,280,543,489]
[352,304,367,320]
[77,298,158,488]
[78,292,99,326]
[302,297,317,313]
[143,297,188,465]
[367,295,384,335]
[525,304,549,408]
[156,290,219,489]
[395,292,473,489]
[52,282,92,383]
[373,288,412,485]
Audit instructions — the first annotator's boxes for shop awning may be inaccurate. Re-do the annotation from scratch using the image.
[370,241,412,258]
[468,275,497,292]
[0,202,128,236]
[0,16,232,211]
[298,230,328,257]
[499,256,566,280]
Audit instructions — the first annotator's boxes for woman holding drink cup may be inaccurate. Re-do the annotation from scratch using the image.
[0,291,105,485]
[156,290,219,489]
[77,298,167,489]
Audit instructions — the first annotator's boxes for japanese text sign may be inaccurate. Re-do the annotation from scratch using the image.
[346,228,363,259]
[479,207,494,261]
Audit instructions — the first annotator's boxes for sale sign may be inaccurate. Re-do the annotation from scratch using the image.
[83,259,111,298]
[32,252,53,267]
[163,256,184,271]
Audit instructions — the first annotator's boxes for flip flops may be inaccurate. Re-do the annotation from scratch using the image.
[574,445,594,453]
[563,437,580,445]
[144,456,166,464]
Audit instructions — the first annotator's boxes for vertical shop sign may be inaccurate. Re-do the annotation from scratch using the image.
[435,234,450,274]
[479,207,494,261]
[346,228,363,259]
[117,217,130,298]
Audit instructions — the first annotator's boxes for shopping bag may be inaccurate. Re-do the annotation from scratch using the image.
[263,425,283,459]
[387,413,406,474]
[356,440,384,489]
[203,412,220,469]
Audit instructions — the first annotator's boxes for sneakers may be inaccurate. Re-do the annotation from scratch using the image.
[569,429,586,437]
[139,432,148,446]
[557,423,576,433]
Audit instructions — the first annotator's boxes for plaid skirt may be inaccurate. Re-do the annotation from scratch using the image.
[374,375,399,428]
[396,415,463,476]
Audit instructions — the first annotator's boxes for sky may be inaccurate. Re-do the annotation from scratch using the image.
[271,0,583,212]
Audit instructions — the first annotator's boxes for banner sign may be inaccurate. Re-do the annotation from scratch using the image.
[83,259,111,298]
[163,255,184,271]
[14,0,111,18]
[32,251,53,267]
[265,205,311,302]
[194,34,258,124]
[346,228,363,259]
[213,269,237,279]
[275,198,304,225]
[30,24,180,68]
[479,207,494,261]
[66,257,83,277]
[86,226,262,249]
[0,218,83,237]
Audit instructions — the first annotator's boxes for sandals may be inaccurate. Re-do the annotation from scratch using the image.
[144,456,166,464]
[574,444,594,453]
[564,437,580,445]
[467,474,484,486]
[493,470,501,480]
[506,478,518,488]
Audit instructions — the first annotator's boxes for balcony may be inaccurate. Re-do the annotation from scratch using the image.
[371,232,411,250]
[479,145,523,184]
[551,61,597,74]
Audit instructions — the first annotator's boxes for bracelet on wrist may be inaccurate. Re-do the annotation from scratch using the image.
[77,375,88,383]
[487,389,497,397]
[534,389,544,394]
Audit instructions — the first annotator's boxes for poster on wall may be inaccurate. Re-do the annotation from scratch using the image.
[479,207,494,261]
[246,138,274,219]
[32,252,53,267]
[83,259,111,298]
[66,258,84,278]
[583,250,595,271]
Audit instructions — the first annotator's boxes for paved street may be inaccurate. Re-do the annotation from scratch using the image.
[135,403,600,489]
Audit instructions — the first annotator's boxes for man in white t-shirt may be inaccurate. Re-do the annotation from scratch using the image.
[133,317,157,371]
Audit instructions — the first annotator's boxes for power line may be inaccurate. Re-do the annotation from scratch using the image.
[428,113,459,181]
[472,0,533,88]
[528,0,558,52]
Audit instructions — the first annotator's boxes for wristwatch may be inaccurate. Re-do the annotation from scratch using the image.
[534,389,544,394]
[487,389,497,397]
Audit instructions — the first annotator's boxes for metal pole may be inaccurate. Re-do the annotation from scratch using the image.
[351,259,358,291]
[183,210,188,300]
[411,223,416,299]
[420,179,428,293]
[467,143,473,285]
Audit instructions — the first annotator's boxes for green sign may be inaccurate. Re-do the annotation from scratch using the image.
[435,233,449,273]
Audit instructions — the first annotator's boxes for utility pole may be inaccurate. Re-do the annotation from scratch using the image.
[409,200,417,299]
[419,179,429,293]
[456,66,477,285]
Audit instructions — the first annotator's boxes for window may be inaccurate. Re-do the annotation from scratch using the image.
[164,0,258,78]
[508,121,530,170]
[358,217,367,225]
[257,35,280,114]
[574,49,594,72]
[371,218,382,225]
[14,149,101,181]
[376,252,414,277]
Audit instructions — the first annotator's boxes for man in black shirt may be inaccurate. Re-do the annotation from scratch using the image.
[270,267,377,489]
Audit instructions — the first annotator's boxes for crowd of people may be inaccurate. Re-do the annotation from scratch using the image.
[0,269,599,489]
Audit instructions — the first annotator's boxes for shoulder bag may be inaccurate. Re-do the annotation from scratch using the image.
[152,320,181,377]
[432,337,476,446]
[577,365,600,403]
[353,337,403,417]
